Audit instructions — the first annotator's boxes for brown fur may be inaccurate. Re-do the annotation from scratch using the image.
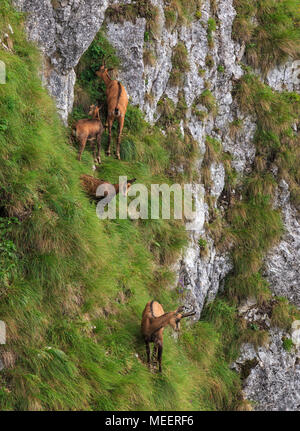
[74,105,104,163]
[80,174,136,201]
[96,66,128,160]
[141,300,196,372]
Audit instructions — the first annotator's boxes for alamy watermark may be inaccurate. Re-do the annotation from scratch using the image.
[95,176,202,231]
[0,321,6,345]
[0,61,6,85]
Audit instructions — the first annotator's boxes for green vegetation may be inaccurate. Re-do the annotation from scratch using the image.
[211,0,218,16]
[195,10,202,20]
[233,0,300,75]
[198,237,208,257]
[207,17,217,48]
[229,118,243,139]
[205,54,214,68]
[235,73,300,208]
[0,1,241,411]
[271,298,300,329]
[282,337,293,352]
[143,49,156,67]
[169,42,190,87]
[164,0,204,29]
[106,0,160,39]
[195,90,218,116]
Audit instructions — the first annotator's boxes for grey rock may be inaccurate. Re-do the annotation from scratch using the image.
[234,328,300,411]
[13,0,110,123]
[106,19,146,107]
[264,181,300,307]
[266,60,300,93]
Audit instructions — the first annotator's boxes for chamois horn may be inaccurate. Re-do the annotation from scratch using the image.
[175,305,185,315]
[181,308,196,319]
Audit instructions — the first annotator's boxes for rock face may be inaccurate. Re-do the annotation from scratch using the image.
[234,330,300,411]
[14,0,300,410]
[13,0,110,123]
[265,180,300,307]
[235,179,300,411]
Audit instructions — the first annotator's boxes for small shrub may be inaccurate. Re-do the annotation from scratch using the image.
[164,7,178,29]
[195,10,202,19]
[196,90,218,116]
[271,298,297,330]
[106,0,160,38]
[282,337,294,352]
[169,42,190,87]
[205,54,214,68]
[233,0,300,75]
[143,49,156,66]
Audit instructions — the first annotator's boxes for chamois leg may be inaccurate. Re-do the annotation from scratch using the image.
[145,341,150,367]
[116,117,124,160]
[152,345,158,364]
[106,119,113,157]
[157,341,163,373]
[77,136,87,161]
[96,131,102,164]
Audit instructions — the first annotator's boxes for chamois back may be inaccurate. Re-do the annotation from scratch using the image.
[151,301,164,317]
[96,66,128,160]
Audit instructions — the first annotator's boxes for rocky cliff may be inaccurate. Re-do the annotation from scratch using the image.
[12,0,300,410]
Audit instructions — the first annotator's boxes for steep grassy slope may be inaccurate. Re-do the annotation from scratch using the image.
[0,1,240,411]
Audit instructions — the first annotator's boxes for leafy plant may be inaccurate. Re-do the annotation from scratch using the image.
[282,337,294,352]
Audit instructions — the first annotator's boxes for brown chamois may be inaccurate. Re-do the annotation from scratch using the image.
[80,174,136,203]
[74,105,104,163]
[96,65,128,160]
[141,300,196,372]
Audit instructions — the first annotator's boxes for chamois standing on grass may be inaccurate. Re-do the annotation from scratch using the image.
[141,300,196,372]
[73,105,104,163]
[80,174,136,203]
[96,65,128,160]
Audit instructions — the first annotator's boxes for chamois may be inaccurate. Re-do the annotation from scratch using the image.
[141,300,196,372]
[74,105,104,163]
[96,65,128,160]
[80,174,136,203]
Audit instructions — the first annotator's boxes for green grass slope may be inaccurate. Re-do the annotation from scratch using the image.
[0,1,240,411]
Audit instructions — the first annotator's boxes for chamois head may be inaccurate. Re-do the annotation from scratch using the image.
[120,178,136,196]
[88,104,100,118]
[96,65,106,78]
[96,65,114,80]
[169,306,196,332]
